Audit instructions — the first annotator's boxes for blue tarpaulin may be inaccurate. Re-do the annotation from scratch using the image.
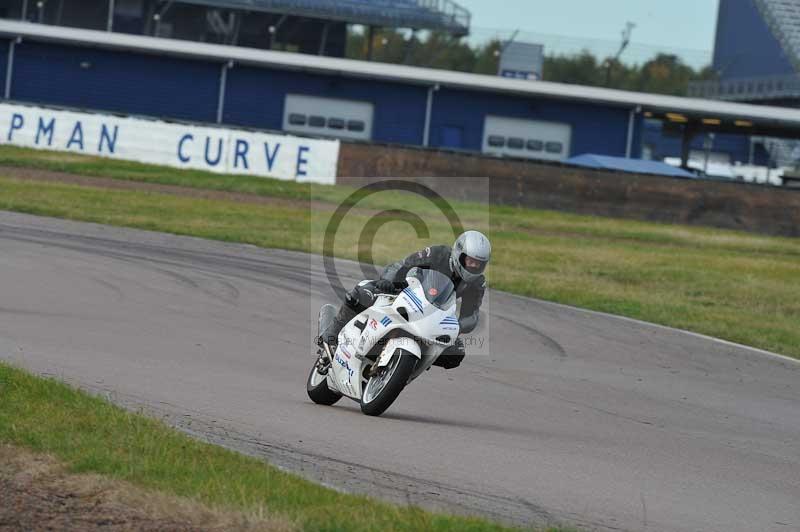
[567,154,695,178]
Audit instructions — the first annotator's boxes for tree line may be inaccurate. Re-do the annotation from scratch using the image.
[346,30,716,96]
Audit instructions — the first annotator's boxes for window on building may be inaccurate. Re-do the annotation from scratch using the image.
[488,135,505,147]
[347,120,366,132]
[545,142,563,154]
[328,118,345,130]
[288,113,307,126]
[308,115,326,128]
[527,139,543,151]
[507,137,524,150]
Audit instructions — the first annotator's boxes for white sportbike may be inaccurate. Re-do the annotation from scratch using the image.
[307,268,460,416]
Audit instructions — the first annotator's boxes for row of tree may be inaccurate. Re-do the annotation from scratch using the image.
[345,30,716,96]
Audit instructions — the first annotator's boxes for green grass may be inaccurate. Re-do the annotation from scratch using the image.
[1,145,799,359]
[0,146,794,531]
[0,145,315,200]
[0,362,564,532]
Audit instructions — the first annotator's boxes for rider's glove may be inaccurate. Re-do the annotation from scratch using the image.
[375,279,396,293]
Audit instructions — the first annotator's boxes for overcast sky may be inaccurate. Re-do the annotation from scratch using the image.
[457,0,720,66]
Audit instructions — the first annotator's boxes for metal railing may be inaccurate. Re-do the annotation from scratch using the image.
[414,0,471,33]
[754,136,800,167]
[687,74,800,101]
[174,0,471,35]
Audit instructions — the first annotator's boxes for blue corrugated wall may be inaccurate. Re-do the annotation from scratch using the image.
[642,121,763,165]
[11,41,219,122]
[430,88,639,157]
[223,65,429,145]
[3,37,643,158]
[0,39,8,91]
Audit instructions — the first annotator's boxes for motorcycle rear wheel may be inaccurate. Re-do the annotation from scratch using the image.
[360,351,417,416]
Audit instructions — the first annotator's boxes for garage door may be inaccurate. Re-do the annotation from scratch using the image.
[483,115,571,161]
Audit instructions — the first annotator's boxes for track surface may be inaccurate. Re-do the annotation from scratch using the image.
[0,211,798,532]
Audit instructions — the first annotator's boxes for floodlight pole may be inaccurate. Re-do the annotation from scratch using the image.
[318,22,330,56]
[625,105,641,158]
[5,37,19,99]
[366,26,375,60]
[217,61,233,124]
[606,22,635,86]
[680,123,698,170]
[423,83,440,147]
[269,15,287,50]
[107,0,115,32]
[402,29,418,64]
[152,1,173,36]
[702,133,715,175]
[501,29,520,54]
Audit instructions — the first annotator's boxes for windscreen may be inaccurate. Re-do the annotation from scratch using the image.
[407,268,455,310]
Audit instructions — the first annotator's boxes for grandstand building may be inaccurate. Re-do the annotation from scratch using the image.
[0,3,799,178]
[647,0,800,170]
[689,0,800,106]
[0,0,470,57]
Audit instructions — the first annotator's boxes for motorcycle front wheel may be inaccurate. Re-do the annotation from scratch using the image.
[360,351,417,416]
[307,362,342,406]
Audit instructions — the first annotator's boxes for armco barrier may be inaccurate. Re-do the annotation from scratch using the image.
[0,102,340,184]
[338,143,800,237]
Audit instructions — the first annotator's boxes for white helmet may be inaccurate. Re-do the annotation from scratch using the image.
[450,230,491,283]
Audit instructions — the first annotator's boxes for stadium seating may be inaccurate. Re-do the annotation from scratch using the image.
[178,0,470,35]
[755,0,800,70]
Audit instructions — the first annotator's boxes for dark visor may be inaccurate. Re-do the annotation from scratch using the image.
[460,254,487,274]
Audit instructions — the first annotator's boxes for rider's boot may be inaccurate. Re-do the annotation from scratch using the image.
[316,282,377,350]
[317,304,357,351]
[434,337,466,369]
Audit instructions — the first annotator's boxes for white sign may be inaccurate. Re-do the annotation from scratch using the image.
[0,103,340,184]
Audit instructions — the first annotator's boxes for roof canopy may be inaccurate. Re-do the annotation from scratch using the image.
[3,20,800,139]
[173,0,471,35]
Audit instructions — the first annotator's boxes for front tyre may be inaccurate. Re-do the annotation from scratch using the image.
[360,351,417,416]
[307,363,342,406]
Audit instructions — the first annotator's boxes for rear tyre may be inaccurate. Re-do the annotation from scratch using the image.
[307,363,342,406]
[360,351,417,417]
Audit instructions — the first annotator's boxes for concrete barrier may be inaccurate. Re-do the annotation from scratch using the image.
[0,102,340,184]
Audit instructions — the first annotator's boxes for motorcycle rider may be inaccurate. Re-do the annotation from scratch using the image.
[319,230,491,369]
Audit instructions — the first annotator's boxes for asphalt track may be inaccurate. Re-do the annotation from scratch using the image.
[0,210,798,532]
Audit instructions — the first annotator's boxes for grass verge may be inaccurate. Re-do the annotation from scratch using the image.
[0,146,316,200]
[0,444,292,531]
[0,362,564,531]
[0,149,798,358]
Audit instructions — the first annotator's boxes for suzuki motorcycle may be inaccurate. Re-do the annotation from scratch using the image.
[307,268,459,417]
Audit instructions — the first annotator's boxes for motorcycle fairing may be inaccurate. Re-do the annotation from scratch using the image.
[326,277,459,400]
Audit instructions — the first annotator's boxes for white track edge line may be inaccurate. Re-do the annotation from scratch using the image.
[502,291,800,365]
